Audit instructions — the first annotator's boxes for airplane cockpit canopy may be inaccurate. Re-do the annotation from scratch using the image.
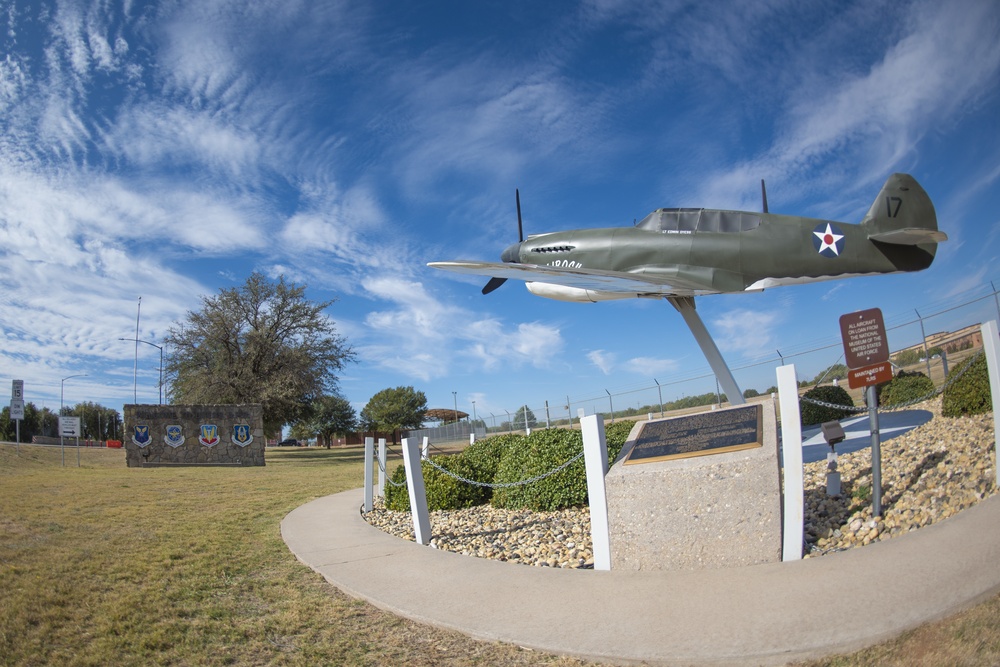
[636,208,761,233]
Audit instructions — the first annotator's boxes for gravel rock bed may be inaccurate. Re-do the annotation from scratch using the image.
[362,399,995,568]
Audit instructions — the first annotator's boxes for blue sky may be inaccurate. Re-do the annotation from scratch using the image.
[1,0,999,428]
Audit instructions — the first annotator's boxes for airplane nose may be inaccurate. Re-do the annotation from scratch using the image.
[501,242,521,263]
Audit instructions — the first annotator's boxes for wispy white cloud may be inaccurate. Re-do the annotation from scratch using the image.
[623,356,679,375]
[359,276,564,380]
[712,309,781,356]
[686,1,1000,211]
[587,349,615,375]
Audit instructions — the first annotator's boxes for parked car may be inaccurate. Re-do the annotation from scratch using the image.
[278,438,300,447]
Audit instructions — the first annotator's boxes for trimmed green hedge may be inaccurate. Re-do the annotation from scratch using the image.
[942,353,991,417]
[382,418,641,513]
[800,385,854,426]
[383,454,491,512]
[878,372,935,408]
[383,432,526,511]
[491,429,586,511]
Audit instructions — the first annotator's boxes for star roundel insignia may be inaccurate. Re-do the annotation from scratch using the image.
[812,222,845,258]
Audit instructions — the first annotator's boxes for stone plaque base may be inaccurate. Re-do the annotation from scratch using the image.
[606,401,781,571]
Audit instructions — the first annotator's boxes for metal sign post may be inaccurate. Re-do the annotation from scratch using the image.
[840,308,889,518]
[59,416,81,468]
[866,386,882,516]
[11,381,23,454]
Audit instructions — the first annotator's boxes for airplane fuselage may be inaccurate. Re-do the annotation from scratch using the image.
[508,210,937,302]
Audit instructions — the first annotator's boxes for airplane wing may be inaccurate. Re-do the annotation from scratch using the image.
[428,261,720,296]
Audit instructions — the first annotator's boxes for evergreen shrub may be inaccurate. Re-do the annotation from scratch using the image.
[382,432,526,511]
[878,372,935,407]
[942,353,991,417]
[382,454,491,511]
[604,419,636,464]
[383,420,639,514]
[800,385,854,426]
[491,429,586,511]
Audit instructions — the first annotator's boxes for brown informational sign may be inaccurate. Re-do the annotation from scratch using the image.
[624,404,762,464]
[848,361,894,389]
[839,308,889,368]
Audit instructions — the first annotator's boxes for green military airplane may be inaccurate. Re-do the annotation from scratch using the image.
[429,173,945,403]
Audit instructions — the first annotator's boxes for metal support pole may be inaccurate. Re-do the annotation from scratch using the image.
[915,309,932,378]
[133,296,141,403]
[668,296,745,405]
[867,385,882,517]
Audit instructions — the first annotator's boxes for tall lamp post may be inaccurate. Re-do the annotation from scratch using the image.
[132,296,141,402]
[119,338,164,404]
[60,374,87,467]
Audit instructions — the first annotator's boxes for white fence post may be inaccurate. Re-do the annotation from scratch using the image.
[582,414,612,571]
[422,436,429,460]
[363,436,374,513]
[982,321,1000,488]
[777,365,803,562]
[402,437,431,545]
[377,438,387,497]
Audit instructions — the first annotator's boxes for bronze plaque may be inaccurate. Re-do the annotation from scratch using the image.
[624,404,763,464]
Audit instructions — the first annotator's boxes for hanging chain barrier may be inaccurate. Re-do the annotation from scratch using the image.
[369,434,586,491]
[422,449,585,489]
[374,444,407,487]
[799,350,984,414]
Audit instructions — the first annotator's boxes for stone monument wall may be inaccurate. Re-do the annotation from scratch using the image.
[605,401,782,570]
[123,404,265,467]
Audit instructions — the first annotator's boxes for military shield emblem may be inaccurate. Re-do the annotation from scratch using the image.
[232,424,253,447]
[199,424,220,447]
[164,425,185,448]
[131,424,151,447]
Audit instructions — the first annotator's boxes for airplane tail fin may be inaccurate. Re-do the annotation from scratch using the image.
[861,173,947,245]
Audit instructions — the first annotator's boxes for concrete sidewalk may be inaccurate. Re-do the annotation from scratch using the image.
[282,490,1000,666]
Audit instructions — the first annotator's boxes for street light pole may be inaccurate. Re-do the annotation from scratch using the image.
[60,374,87,467]
[119,337,164,404]
[133,296,141,403]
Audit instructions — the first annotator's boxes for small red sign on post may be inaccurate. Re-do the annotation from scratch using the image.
[839,308,889,369]
[847,361,894,389]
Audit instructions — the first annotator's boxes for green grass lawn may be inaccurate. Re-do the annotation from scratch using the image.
[2,443,998,666]
[0,444,589,666]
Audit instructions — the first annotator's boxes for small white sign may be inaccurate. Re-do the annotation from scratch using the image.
[11,380,23,400]
[59,416,81,437]
[9,399,24,420]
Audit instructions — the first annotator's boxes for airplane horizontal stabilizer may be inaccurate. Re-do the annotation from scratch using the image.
[868,228,948,245]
